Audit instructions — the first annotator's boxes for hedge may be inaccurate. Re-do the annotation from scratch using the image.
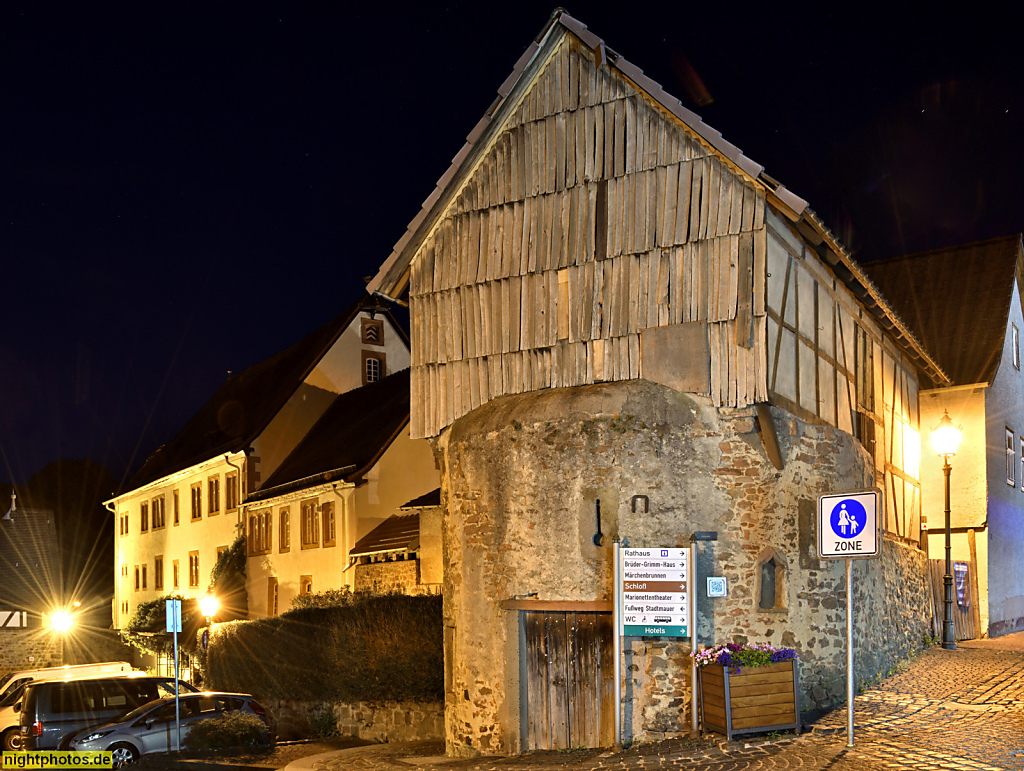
[205,593,443,703]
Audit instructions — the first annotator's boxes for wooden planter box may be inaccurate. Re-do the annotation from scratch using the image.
[698,660,800,740]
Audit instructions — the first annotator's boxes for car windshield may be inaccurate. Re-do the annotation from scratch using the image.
[0,684,24,708]
[115,698,167,723]
[0,674,11,692]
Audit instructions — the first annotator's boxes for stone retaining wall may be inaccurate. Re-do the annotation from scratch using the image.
[0,629,63,677]
[267,698,444,743]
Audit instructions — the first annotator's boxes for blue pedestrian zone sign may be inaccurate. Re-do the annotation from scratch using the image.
[817,490,881,559]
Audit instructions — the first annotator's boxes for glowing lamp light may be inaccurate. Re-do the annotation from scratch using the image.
[50,610,74,633]
[931,410,962,458]
[199,595,219,620]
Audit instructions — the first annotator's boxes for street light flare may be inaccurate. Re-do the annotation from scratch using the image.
[50,610,74,633]
[199,594,219,620]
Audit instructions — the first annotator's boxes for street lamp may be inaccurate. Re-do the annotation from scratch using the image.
[199,594,219,625]
[49,609,74,633]
[931,410,962,651]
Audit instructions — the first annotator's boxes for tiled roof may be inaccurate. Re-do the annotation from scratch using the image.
[365,10,948,388]
[0,508,62,615]
[349,512,419,557]
[862,235,1023,388]
[253,368,411,496]
[400,488,440,509]
[128,295,403,491]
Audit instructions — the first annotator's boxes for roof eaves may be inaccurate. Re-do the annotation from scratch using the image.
[368,26,559,301]
[798,208,951,387]
[243,465,357,504]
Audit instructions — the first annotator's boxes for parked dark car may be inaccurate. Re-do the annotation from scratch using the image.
[19,675,195,751]
[66,692,270,766]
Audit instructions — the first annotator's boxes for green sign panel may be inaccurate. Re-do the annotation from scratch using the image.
[622,624,688,637]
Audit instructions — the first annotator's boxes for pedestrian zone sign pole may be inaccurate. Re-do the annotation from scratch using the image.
[817,489,881,748]
[165,598,182,751]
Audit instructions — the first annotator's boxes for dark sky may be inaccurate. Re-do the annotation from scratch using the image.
[1,3,1021,488]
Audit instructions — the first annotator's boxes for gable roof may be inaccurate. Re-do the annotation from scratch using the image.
[249,368,411,499]
[349,511,419,557]
[400,488,440,509]
[862,235,1024,388]
[365,10,948,388]
[128,295,404,491]
[0,508,62,614]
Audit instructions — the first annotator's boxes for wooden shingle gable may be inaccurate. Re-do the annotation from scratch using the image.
[372,10,948,442]
[398,25,774,438]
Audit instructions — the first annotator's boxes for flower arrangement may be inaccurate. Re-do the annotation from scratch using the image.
[691,642,797,673]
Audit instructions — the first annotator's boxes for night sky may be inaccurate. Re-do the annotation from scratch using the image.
[2,3,1021,489]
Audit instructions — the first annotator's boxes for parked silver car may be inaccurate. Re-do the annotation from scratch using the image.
[66,691,270,766]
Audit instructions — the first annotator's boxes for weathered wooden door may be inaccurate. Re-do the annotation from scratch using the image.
[928,559,980,640]
[523,611,614,749]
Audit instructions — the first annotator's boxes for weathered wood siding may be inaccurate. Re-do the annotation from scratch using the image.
[408,33,768,439]
[765,208,922,539]
[406,29,921,540]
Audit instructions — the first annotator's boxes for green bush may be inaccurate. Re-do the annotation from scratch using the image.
[290,588,356,611]
[308,705,340,738]
[206,593,442,703]
[184,712,271,749]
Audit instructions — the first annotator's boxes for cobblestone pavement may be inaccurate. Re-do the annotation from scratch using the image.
[300,633,1024,771]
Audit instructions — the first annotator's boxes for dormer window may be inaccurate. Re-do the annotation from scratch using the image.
[362,351,386,384]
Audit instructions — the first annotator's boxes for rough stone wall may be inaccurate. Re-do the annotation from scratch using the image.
[267,698,443,742]
[354,559,422,595]
[0,630,63,677]
[434,380,931,754]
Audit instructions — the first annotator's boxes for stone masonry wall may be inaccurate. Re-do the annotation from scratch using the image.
[354,559,421,595]
[267,698,443,743]
[0,629,63,677]
[434,380,931,754]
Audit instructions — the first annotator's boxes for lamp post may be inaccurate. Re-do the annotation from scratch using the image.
[49,609,74,634]
[199,594,219,626]
[931,410,962,651]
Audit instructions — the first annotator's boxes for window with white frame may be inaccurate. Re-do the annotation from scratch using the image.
[361,350,386,385]
[1008,429,1016,486]
[1014,324,1020,370]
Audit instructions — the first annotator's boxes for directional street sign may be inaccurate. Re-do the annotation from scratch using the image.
[817,490,882,560]
[165,598,182,633]
[620,547,688,637]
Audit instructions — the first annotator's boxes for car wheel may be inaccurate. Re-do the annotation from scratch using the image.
[1,728,22,752]
[108,742,140,767]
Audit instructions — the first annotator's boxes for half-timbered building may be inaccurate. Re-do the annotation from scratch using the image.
[369,11,948,753]
[865,235,1024,639]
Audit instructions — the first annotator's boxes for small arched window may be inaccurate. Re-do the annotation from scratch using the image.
[756,548,788,610]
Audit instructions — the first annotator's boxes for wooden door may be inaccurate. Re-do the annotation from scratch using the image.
[523,611,614,749]
[927,559,978,640]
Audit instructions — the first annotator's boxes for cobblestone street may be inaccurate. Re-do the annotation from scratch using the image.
[299,633,1024,771]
